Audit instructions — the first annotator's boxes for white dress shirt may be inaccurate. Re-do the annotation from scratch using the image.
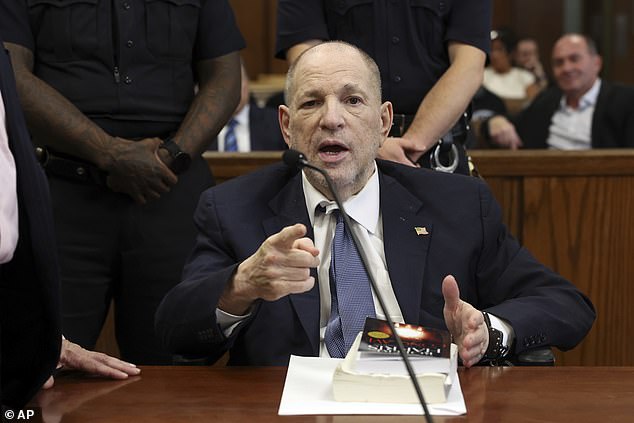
[0,88,19,264]
[547,79,601,150]
[218,104,251,152]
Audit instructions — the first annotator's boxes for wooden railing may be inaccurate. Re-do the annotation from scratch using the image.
[202,150,634,366]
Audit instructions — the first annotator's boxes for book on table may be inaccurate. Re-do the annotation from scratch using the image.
[332,317,457,404]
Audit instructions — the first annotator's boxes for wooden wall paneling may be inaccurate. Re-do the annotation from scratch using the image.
[229,0,268,78]
[480,176,523,238]
[522,175,634,366]
[491,0,512,29]
[608,0,634,84]
[229,0,286,77]
[511,1,564,78]
[267,0,289,74]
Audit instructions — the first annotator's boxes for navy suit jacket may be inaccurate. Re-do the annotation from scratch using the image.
[0,45,61,407]
[156,161,595,365]
[516,81,634,148]
[209,102,287,151]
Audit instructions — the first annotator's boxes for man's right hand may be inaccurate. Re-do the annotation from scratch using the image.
[218,224,320,315]
[487,116,523,150]
[106,137,178,204]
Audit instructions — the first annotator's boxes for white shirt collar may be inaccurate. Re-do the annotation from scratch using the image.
[560,78,601,111]
[302,162,380,234]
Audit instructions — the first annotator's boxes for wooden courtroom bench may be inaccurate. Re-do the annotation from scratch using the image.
[97,149,634,367]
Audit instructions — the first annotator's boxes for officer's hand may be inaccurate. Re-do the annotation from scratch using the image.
[106,137,178,204]
[218,224,320,315]
[378,137,422,167]
[442,275,489,367]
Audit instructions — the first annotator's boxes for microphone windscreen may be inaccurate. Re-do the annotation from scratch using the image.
[282,149,304,168]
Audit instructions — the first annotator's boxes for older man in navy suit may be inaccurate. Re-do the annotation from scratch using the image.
[0,39,138,410]
[156,42,595,367]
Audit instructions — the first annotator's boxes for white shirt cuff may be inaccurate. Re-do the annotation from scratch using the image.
[487,313,515,357]
[215,308,250,338]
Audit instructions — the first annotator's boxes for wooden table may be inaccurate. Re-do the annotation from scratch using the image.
[29,366,634,422]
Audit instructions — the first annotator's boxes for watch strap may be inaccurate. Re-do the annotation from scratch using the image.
[482,311,505,361]
[160,138,182,158]
[160,138,191,174]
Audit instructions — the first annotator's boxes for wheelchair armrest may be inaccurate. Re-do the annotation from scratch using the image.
[514,347,555,366]
[171,354,214,366]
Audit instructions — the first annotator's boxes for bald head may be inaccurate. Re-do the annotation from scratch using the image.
[284,42,382,108]
[553,34,598,56]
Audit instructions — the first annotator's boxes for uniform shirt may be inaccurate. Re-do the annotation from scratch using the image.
[547,79,601,150]
[0,0,245,139]
[276,0,491,115]
[0,88,19,264]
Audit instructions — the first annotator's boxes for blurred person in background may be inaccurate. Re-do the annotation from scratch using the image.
[481,34,634,150]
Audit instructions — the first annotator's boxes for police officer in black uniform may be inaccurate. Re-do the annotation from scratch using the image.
[276,0,491,175]
[0,0,245,364]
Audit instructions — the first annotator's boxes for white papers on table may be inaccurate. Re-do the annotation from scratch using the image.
[278,355,467,416]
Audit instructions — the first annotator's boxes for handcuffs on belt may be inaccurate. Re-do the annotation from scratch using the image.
[430,137,460,173]
[392,112,467,174]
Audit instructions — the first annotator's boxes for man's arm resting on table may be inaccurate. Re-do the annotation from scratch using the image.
[43,337,140,389]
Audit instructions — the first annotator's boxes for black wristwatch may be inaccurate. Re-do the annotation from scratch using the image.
[482,311,505,361]
[160,138,191,174]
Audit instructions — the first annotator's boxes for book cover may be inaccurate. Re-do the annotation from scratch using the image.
[359,317,451,359]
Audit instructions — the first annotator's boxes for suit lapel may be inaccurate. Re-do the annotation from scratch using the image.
[591,81,609,147]
[263,173,320,354]
[379,169,431,325]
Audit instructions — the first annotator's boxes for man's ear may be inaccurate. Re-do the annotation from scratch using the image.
[380,101,393,138]
[278,105,292,148]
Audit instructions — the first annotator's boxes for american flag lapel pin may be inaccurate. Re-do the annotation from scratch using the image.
[414,226,429,236]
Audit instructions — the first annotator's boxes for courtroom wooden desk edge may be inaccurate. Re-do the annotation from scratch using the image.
[204,149,634,180]
[32,366,634,423]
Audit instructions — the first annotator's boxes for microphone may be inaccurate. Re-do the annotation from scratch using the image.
[282,149,309,169]
[282,149,434,422]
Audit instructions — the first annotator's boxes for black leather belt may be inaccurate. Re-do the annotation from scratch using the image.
[36,147,107,186]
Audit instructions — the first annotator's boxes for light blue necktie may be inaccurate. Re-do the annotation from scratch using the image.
[324,210,376,358]
[224,118,238,152]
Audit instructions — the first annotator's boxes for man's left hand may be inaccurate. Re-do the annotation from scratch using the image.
[442,275,489,367]
[43,338,141,389]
